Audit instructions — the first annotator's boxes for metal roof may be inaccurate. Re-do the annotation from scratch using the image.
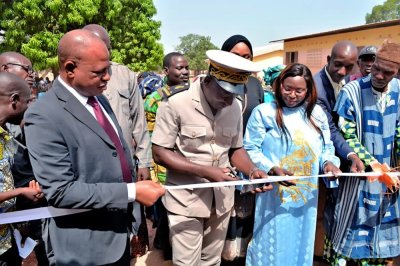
[253,42,284,57]
[271,19,400,42]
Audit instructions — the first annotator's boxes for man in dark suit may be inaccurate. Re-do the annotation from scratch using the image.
[313,41,364,260]
[24,29,164,266]
[315,41,363,168]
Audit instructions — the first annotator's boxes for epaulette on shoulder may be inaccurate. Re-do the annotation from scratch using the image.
[157,83,190,99]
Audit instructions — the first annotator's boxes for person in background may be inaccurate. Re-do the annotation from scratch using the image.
[220,35,264,130]
[0,52,35,89]
[143,52,189,261]
[138,72,162,100]
[144,52,189,141]
[37,76,51,99]
[262,64,286,103]
[24,29,164,266]
[0,51,48,265]
[324,40,400,266]
[152,50,271,266]
[0,72,43,266]
[29,72,39,101]
[144,53,189,184]
[83,24,153,258]
[137,72,164,251]
[313,41,364,261]
[244,63,341,266]
[219,34,263,266]
[137,72,157,88]
[346,45,377,83]
[45,77,52,87]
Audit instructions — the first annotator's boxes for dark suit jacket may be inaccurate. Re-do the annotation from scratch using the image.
[242,76,264,133]
[314,68,353,161]
[24,79,134,266]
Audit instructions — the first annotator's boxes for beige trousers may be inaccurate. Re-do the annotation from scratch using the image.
[168,209,231,266]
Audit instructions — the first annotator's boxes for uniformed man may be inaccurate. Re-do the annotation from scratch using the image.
[144,52,189,261]
[152,50,272,266]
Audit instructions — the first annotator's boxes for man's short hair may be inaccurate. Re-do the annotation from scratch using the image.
[163,52,184,68]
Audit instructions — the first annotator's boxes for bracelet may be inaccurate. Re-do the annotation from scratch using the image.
[248,167,259,179]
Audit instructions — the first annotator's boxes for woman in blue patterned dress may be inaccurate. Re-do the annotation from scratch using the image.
[244,63,341,266]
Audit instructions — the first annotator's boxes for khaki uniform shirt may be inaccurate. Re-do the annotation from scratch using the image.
[104,62,152,168]
[152,79,242,217]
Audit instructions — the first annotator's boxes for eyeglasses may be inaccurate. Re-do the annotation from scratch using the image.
[281,85,307,95]
[2,62,35,76]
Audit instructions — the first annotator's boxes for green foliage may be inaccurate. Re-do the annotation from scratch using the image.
[0,0,163,72]
[366,0,400,23]
[175,34,218,71]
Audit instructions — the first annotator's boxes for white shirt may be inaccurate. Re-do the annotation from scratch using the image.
[323,68,355,160]
[325,66,345,100]
[372,82,391,113]
[58,77,136,201]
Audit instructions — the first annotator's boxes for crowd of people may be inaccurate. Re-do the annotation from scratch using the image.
[0,23,400,266]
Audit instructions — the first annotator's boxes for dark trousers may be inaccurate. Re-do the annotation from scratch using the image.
[0,238,22,266]
[153,199,172,260]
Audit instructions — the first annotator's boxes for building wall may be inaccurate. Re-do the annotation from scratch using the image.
[284,24,400,74]
[253,50,284,69]
[253,50,284,82]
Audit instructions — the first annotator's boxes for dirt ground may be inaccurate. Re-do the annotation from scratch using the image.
[130,219,172,266]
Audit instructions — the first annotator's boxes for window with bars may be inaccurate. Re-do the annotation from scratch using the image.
[285,51,298,64]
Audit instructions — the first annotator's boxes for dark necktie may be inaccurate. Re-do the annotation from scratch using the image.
[87,96,132,183]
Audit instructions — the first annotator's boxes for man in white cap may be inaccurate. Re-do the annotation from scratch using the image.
[324,39,400,265]
[152,50,272,266]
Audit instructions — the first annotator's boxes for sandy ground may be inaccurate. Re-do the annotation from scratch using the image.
[131,249,172,266]
[130,219,172,266]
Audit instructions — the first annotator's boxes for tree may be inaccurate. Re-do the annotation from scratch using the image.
[175,34,218,72]
[365,0,400,23]
[0,0,163,72]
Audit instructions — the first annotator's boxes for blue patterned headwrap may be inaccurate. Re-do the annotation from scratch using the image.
[139,74,163,98]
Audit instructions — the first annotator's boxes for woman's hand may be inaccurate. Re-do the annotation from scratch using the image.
[20,181,43,201]
[269,166,295,187]
[246,167,273,193]
[323,161,342,180]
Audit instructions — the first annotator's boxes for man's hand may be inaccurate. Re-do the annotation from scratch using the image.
[137,167,151,181]
[201,167,239,182]
[135,180,165,207]
[348,153,365,173]
[323,161,342,180]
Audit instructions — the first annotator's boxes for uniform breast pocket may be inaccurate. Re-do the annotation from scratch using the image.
[221,127,235,147]
[117,87,131,116]
[181,126,207,149]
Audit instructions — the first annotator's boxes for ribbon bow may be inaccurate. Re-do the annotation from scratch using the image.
[368,161,400,193]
